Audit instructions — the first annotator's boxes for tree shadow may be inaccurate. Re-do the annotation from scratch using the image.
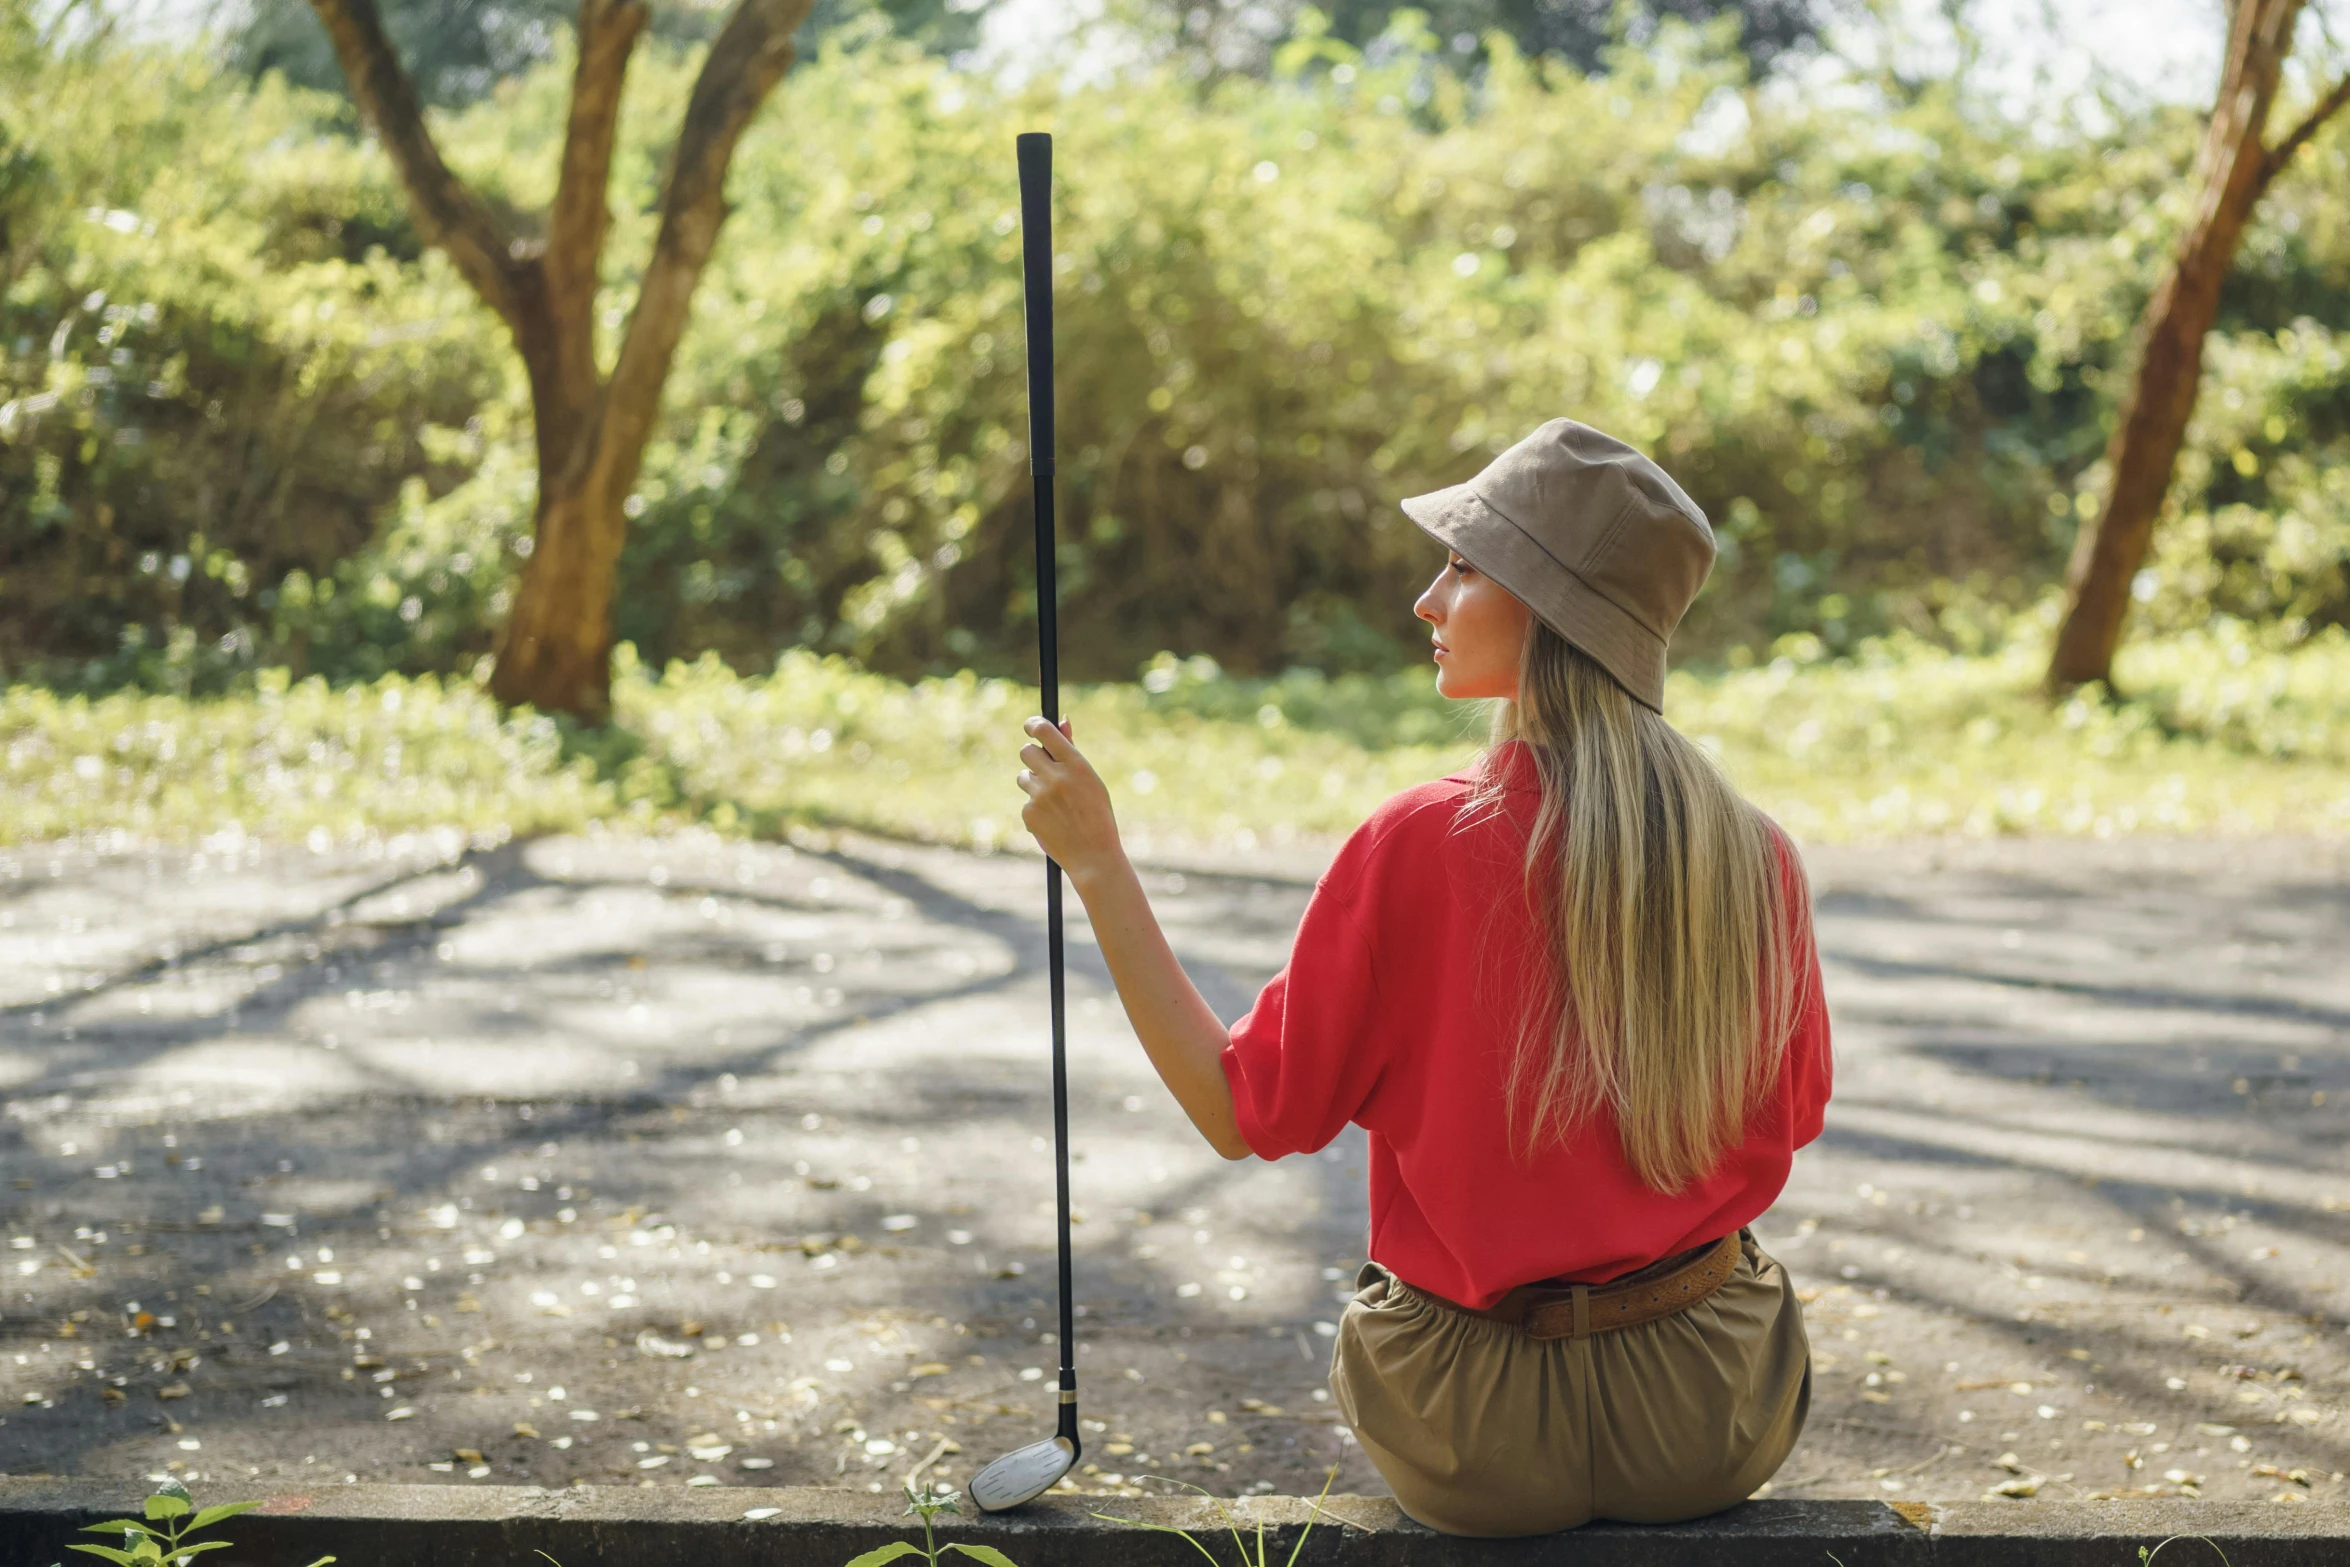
[0,828,1357,1492]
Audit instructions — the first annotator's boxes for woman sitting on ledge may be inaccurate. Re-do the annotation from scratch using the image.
[1010,418,1832,1536]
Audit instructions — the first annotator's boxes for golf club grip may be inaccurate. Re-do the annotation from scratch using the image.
[1016,132,1057,722]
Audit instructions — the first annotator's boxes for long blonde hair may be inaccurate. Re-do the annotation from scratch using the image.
[1462,620,1811,1194]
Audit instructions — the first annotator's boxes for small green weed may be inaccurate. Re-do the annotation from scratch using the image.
[841,1476,1021,1567]
[63,1478,333,1567]
[1088,1464,1343,1566]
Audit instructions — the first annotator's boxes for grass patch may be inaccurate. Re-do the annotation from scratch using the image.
[0,666,619,847]
[1675,621,2350,839]
[4,623,2346,853]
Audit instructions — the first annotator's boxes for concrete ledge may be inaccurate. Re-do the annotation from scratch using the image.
[0,1479,2343,1565]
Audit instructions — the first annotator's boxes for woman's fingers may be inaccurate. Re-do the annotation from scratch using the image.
[1024,715,1079,763]
[1013,713,1118,881]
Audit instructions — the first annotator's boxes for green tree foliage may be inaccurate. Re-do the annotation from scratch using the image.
[226,0,590,108]
[792,0,995,59]
[1296,0,1819,74]
[217,0,990,108]
[1103,0,1818,85]
[6,9,2350,695]
[0,5,505,689]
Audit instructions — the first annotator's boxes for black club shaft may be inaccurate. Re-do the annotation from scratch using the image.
[1016,129,1078,1448]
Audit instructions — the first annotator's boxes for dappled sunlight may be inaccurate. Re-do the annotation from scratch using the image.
[1759,838,2350,1502]
[0,1048,57,1092]
[1821,1101,2344,1217]
[0,828,1370,1500]
[110,1041,380,1117]
[5,0,2350,1535]
[340,1034,636,1099]
[0,821,2343,1506]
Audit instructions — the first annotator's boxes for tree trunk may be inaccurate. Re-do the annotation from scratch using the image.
[2046,0,2304,691]
[490,277,618,717]
[490,476,626,717]
[491,317,661,719]
[305,0,808,719]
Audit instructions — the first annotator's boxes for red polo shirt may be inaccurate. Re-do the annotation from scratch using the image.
[1219,737,1830,1311]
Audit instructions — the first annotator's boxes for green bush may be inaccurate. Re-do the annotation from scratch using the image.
[2138,319,2350,640]
[6,8,2350,691]
[0,11,503,691]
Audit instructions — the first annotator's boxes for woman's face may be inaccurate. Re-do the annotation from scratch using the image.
[1414,548,1532,701]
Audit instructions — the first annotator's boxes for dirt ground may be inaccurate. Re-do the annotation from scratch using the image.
[1,826,2346,1514]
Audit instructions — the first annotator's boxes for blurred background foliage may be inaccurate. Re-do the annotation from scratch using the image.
[5,0,2350,700]
[220,0,990,109]
[1125,0,1824,81]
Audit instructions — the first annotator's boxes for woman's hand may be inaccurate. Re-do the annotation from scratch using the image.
[1013,713,1248,1160]
[1014,715,1124,885]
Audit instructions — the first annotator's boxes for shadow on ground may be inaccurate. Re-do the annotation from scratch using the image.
[0,831,2344,1511]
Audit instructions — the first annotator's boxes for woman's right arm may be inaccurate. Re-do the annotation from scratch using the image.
[1013,713,1251,1159]
[1067,853,1252,1161]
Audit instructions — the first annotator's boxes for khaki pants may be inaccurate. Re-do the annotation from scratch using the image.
[1328,1231,1811,1537]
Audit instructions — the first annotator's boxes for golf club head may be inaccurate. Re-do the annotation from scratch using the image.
[968,1434,1077,1512]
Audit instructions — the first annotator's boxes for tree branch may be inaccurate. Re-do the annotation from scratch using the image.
[589,0,813,485]
[544,0,650,324]
[306,0,527,332]
[2259,71,2350,192]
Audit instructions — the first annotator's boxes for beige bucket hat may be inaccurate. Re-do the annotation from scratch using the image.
[1399,418,1715,713]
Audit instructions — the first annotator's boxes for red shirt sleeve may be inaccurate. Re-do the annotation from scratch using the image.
[1219,867,1395,1161]
[1773,828,1833,1149]
[1784,932,1832,1148]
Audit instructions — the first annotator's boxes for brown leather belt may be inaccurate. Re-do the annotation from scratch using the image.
[1417,1231,1745,1340]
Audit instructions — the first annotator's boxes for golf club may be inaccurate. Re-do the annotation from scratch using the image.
[969,129,1083,1514]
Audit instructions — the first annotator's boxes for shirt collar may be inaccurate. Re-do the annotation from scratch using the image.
[1455,737,1542,792]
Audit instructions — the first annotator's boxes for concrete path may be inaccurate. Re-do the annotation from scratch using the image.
[0,829,2345,1515]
